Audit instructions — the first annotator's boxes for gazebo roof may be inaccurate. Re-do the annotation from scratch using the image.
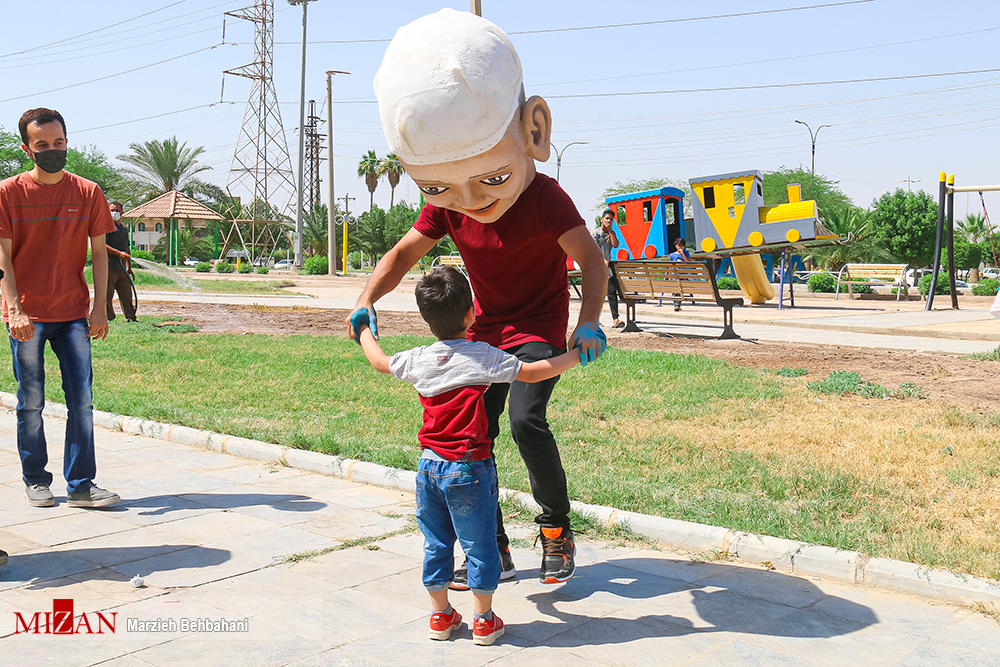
[123,190,224,221]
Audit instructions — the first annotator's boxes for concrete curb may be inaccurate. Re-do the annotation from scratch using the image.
[5,391,999,607]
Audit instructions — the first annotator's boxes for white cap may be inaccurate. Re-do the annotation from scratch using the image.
[373,8,523,166]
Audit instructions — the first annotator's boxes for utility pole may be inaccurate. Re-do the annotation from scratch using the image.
[303,99,325,211]
[288,0,317,268]
[338,193,355,274]
[326,70,349,275]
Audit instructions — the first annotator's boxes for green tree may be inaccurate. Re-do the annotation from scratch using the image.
[379,153,404,209]
[761,167,853,219]
[357,149,381,211]
[66,144,122,199]
[0,127,31,180]
[947,239,982,272]
[600,177,693,218]
[117,137,223,204]
[302,204,328,257]
[869,189,938,268]
[353,204,389,259]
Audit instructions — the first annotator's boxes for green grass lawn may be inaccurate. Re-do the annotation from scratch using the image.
[1,316,998,581]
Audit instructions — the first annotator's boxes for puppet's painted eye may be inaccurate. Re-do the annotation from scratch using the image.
[480,172,511,186]
[418,185,449,196]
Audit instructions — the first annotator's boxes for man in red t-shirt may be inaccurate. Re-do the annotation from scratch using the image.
[347,10,607,586]
[0,108,120,509]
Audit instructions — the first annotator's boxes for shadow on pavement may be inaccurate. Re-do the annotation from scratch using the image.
[1,545,231,590]
[520,559,877,646]
[121,493,327,516]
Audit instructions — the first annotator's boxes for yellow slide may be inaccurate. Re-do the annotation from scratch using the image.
[732,255,774,304]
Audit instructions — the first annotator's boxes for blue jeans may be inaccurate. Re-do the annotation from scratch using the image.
[416,457,500,595]
[8,319,97,495]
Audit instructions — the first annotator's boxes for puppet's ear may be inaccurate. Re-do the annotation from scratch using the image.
[521,95,552,162]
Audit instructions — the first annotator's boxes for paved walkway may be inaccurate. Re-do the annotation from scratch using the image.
[3,410,999,666]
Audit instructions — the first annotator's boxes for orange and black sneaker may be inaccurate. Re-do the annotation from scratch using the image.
[537,526,576,584]
[428,608,463,641]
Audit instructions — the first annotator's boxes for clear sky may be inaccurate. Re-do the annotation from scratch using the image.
[2,0,998,220]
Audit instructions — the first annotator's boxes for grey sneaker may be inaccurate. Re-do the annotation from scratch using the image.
[25,483,54,507]
[0,549,8,566]
[67,485,121,508]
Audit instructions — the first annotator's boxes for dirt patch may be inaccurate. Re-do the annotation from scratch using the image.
[140,300,1000,412]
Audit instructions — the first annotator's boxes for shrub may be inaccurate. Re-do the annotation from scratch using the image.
[775,367,808,377]
[256,267,269,275]
[195,262,212,273]
[132,249,156,262]
[215,261,235,274]
[237,262,252,274]
[972,278,998,296]
[303,255,328,275]
[716,276,740,290]
[807,272,836,293]
[918,273,953,296]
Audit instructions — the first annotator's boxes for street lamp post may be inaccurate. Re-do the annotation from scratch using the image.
[793,120,831,175]
[898,177,921,192]
[553,141,589,183]
[288,0,317,269]
[326,69,349,275]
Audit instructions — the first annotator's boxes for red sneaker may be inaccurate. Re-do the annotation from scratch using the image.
[473,613,505,646]
[428,608,463,641]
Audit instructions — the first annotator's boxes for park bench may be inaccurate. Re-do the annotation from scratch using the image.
[431,254,467,277]
[611,260,744,339]
[834,263,908,300]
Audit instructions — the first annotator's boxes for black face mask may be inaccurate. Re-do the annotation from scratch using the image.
[30,149,67,174]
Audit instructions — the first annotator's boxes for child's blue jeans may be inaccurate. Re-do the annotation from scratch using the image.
[416,456,500,595]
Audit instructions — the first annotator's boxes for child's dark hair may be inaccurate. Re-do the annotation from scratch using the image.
[415,266,474,339]
[674,237,686,247]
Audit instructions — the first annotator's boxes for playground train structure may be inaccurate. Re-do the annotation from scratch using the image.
[602,169,842,304]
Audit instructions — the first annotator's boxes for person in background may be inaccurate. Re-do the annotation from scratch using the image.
[593,209,623,328]
[105,201,136,322]
[669,237,692,312]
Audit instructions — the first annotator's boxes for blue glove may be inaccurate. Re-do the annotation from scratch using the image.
[571,322,606,367]
[349,306,378,343]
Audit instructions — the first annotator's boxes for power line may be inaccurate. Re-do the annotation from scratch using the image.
[273,0,877,45]
[546,68,1000,99]
[510,0,876,35]
[75,103,238,135]
[536,26,1000,88]
[0,0,192,59]
[0,44,233,104]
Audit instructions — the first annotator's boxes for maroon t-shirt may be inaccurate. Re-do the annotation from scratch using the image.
[413,173,585,350]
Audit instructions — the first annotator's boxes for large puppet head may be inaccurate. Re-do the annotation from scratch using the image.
[374,8,551,223]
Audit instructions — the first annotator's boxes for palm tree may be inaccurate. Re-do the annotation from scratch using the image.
[378,154,404,208]
[357,149,381,210]
[117,137,223,204]
[301,204,329,257]
[957,213,990,245]
[802,207,889,272]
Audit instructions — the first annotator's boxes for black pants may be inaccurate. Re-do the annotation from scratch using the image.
[106,270,136,321]
[485,341,570,549]
[606,275,622,320]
